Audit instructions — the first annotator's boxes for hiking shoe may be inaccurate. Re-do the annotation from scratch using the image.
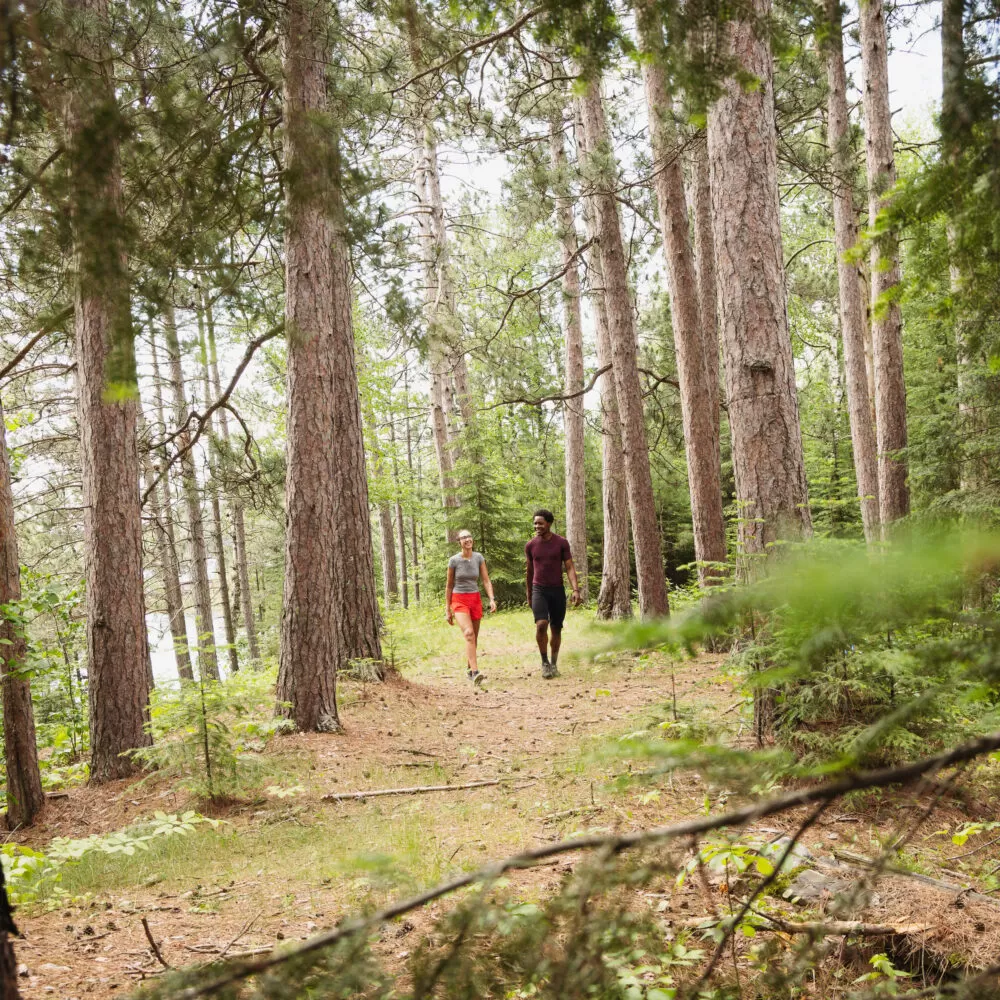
[541,661,559,680]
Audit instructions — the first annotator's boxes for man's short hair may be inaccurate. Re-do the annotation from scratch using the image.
[533,509,555,525]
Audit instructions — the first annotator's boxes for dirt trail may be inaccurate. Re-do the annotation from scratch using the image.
[13,646,732,999]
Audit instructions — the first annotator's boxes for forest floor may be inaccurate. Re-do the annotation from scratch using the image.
[9,608,996,998]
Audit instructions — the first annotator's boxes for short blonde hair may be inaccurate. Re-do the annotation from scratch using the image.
[458,529,473,540]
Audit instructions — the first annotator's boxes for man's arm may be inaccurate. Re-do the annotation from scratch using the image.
[565,557,581,605]
[525,546,533,604]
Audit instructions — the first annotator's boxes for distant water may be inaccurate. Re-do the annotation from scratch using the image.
[147,612,236,685]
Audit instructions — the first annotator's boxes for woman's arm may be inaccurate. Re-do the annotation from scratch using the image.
[445,566,455,624]
[480,559,497,612]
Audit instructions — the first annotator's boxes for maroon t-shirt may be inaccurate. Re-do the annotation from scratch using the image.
[525,533,572,588]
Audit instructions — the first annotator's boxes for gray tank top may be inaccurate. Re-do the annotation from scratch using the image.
[448,552,485,593]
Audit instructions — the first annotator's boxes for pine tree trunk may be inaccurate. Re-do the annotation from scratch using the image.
[149,340,194,679]
[278,0,382,731]
[707,0,812,576]
[0,399,44,829]
[637,3,727,584]
[826,0,881,543]
[232,507,259,662]
[859,0,910,525]
[140,417,193,681]
[197,304,238,675]
[941,0,978,494]
[378,503,399,605]
[578,80,669,618]
[406,5,465,536]
[548,115,589,601]
[202,295,260,663]
[577,110,631,620]
[278,0,344,730]
[404,383,421,603]
[163,301,219,680]
[329,233,384,668]
[687,135,720,412]
[389,418,409,608]
[66,0,151,782]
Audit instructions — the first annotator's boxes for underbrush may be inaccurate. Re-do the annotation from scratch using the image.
[128,666,295,803]
[1,811,224,907]
[617,536,1000,779]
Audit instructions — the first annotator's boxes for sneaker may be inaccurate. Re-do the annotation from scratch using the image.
[469,670,486,687]
[541,661,559,680]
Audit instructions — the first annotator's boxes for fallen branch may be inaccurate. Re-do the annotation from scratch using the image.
[829,848,1000,909]
[141,916,171,970]
[178,728,1000,998]
[679,916,931,936]
[323,779,502,802]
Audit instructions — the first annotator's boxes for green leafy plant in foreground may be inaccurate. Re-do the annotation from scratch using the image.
[0,811,219,905]
[616,534,1000,769]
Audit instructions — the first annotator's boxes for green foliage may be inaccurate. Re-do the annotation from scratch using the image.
[614,534,1000,768]
[128,669,293,802]
[0,811,218,906]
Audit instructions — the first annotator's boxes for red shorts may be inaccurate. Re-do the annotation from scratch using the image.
[450,592,483,620]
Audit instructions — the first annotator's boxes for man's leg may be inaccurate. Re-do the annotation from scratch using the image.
[531,587,551,665]
[547,589,567,675]
[535,619,550,662]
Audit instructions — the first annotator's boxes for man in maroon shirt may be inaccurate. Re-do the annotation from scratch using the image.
[525,509,581,679]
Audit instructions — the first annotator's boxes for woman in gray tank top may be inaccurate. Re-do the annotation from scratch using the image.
[445,529,497,687]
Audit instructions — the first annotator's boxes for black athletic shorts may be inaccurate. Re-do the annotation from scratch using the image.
[532,585,567,631]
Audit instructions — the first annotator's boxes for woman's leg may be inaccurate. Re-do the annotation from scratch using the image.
[455,610,478,673]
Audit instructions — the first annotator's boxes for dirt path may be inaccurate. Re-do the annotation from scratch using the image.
[13,642,734,999]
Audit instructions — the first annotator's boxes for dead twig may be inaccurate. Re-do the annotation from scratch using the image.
[323,779,506,802]
[141,916,171,969]
[219,915,259,960]
[947,833,1000,861]
[680,915,931,936]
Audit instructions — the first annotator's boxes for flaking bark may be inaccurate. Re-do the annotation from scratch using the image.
[636,2,727,584]
[277,0,382,731]
[0,397,44,829]
[578,79,669,618]
[859,0,910,525]
[826,0,881,542]
[707,0,812,573]
[66,0,152,781]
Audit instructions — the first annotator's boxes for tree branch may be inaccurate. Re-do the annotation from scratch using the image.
[0,145,64,222]
[141,322,282,505]
[0,305,73,381]
[486,237,595,346]
[176,727,1000,998]
[486,364,610,409]
[393,6,544,95]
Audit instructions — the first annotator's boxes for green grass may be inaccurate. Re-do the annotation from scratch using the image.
[21,607,730,921]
